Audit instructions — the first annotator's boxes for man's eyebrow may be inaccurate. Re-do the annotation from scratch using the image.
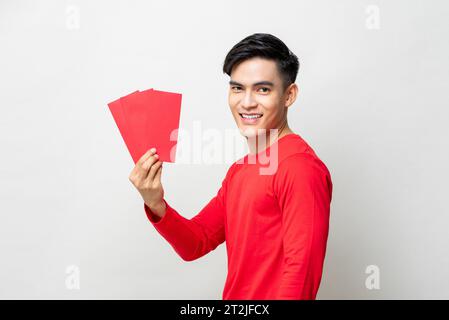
[229,80,274,87]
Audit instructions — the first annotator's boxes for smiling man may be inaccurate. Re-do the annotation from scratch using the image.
[129,33,333,300]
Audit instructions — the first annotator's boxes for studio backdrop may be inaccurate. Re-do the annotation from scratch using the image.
[1,0,448,299]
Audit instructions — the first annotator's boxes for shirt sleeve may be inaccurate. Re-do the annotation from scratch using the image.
[144,163,235,262]
[273,153,333,299]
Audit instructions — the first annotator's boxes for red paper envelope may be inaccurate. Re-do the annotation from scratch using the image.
[108,88,182,164]
[120,89,153,162]
[108,90,141,163]
[144,89,182,163]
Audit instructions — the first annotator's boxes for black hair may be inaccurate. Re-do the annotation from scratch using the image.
[223,33,299,91]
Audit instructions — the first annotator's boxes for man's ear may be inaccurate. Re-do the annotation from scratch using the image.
[284,83,298,108]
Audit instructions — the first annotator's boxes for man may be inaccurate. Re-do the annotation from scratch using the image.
[128,33,333,300]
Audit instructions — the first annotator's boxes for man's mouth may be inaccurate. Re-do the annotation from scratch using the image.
[239,113,263,124]
[239,113,263,119]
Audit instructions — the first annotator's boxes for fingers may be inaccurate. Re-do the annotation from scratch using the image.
[147,159,163,182]
[129,147,157,182]
[139,153,159,178]
[154,165,162,183]
[137,148,157,165]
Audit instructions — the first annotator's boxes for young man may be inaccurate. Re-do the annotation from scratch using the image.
[129,33,333,300]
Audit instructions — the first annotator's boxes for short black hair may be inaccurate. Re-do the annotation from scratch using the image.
[223,33,299,91]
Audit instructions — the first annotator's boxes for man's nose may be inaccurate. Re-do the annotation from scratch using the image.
[241,90,257,109]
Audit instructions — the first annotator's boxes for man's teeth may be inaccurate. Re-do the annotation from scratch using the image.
[241,114,262,119]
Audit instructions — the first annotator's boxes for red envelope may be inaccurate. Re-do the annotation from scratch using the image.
[120,89,153,162]
[108,90,141,163]
[108,88,182,164]
[145,89,182,163]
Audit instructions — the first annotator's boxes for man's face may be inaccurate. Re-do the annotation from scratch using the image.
[228,57,290,138]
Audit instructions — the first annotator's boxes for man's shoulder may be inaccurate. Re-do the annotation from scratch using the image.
[278,152,328,175]
[277,135,331,178]
[277,133,314,162]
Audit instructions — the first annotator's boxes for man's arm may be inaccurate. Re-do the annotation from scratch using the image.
[273,153,333,299]
[144,180,228,261]
[129,148,234,262]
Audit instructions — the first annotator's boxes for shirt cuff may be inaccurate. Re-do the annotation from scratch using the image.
[144,198,171,225]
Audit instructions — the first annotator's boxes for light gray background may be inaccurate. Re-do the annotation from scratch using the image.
[1,0,448,299]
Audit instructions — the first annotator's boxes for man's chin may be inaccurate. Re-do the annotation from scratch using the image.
[239,126,282,141]
[239,127,259,138]
[239,126,270,138]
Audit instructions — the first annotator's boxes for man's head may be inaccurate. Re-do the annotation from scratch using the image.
[223,33,299,138]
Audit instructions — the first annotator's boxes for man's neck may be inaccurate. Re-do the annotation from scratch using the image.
[246,125,293,155]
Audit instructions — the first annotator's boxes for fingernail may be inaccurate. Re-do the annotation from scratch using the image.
[154,154,159,158]
[150,148,156,153]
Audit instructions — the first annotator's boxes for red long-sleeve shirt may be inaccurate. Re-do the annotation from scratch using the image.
[144,133,333,300]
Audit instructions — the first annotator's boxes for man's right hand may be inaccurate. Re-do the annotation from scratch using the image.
[129,148,166,218]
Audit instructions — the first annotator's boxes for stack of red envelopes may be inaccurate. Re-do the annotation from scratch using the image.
[108,88,182,163]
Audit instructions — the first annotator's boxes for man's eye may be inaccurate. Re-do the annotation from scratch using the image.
[231,86,242,91]
[258,87,270,93]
